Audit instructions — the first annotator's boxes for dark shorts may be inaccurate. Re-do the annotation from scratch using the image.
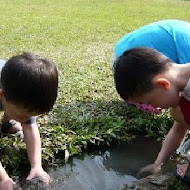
[179,96,190,126]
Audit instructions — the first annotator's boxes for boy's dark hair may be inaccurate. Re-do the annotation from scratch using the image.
[114,47,171,100]
[1,52,58,113]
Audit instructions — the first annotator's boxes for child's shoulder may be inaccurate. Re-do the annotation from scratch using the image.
[172,101,190,129]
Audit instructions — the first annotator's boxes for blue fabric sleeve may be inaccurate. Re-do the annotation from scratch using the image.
[173,24,190,63]
[114,20,190,64]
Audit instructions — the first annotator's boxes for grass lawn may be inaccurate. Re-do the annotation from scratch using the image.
[0,0,189,173]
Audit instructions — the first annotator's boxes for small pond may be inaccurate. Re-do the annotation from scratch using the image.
[16,137,161,190]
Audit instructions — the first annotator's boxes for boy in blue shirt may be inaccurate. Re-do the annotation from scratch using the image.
[113,19,190,113]
[113,20,190,179]
[0,52,58,190]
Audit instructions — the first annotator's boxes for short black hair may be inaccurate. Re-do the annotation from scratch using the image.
[114,47,171,100]
[1,52,58,114]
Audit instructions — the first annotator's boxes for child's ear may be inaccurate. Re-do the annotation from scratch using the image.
[156,78,171,90]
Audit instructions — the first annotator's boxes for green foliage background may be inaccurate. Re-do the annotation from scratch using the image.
[0,0,189,175]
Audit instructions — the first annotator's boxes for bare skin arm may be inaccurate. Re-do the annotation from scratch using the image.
[23,123,50,184]
[154,121,187,165]
[139,106,189,176]
[0,114,50,185]
[0,162,16,190]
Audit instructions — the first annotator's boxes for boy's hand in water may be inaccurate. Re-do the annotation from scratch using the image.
[27,166,51,185]
[138,163,163,178]
[0,176,16,190]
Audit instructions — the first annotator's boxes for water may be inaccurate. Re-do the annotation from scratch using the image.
[17,137,161,190]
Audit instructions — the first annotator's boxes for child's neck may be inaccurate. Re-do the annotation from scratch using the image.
[171,63,190,91]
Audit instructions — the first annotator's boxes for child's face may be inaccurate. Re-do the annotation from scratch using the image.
[2,98,38,124]
[129,85,180,109]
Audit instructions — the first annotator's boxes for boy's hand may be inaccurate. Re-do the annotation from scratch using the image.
[27,166,51,185]
[0,176,16,190]
[138,163,163,178]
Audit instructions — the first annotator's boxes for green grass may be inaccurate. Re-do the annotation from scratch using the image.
[0,0,189,174]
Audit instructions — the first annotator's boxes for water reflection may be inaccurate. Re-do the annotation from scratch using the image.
[103,137,162,177]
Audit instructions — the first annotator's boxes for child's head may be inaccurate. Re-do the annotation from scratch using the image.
[114,47,180,109]
[0,52,58,122]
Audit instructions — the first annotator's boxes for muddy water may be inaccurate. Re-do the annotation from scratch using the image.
[17,137,161,190]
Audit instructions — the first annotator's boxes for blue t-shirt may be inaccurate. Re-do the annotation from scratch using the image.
[114,19,190,64]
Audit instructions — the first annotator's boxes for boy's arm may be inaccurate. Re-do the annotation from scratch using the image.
[0,162,16,190]
[22,122,50,184]
[139,106,188,176]
[139,121,187,176]
[154,121,187,165]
